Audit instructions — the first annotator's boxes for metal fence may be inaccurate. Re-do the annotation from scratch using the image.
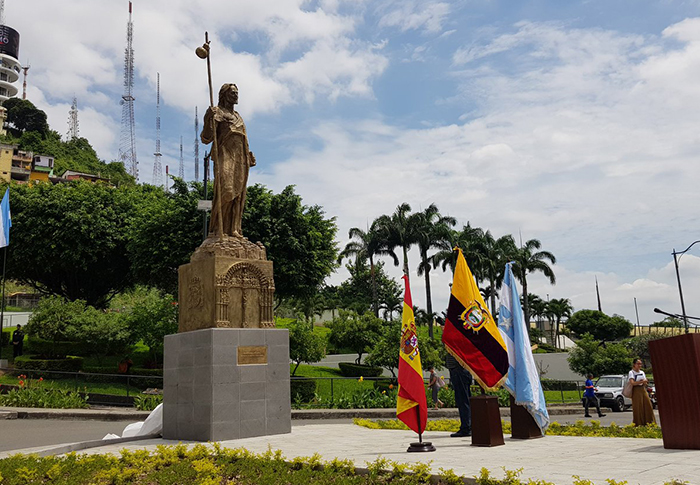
[0,368,585,407]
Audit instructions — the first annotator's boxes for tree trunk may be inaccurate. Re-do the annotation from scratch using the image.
[370,256,378,317]
[554,317,561,350]
[424,259,433,339]
[402,245,409,276]
[489,268,497,316]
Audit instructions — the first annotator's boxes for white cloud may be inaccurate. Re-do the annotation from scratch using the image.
[377,1,451,35]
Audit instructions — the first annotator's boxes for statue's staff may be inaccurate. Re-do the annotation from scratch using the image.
[196,32,224,239]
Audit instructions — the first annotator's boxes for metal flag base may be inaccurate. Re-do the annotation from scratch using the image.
[407,441,436,452]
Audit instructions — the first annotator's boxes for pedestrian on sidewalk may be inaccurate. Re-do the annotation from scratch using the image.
[583,373,606,418]
[427,366,444,409]
[446,352,472,437]
[629,358,656,426]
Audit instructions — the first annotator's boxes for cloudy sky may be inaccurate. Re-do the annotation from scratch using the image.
[6,0,700,326]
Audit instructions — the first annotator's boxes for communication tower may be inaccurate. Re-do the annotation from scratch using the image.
[179,136,184,179]
[193,107,199,182]
[21,64,28,99]
[118,1,138,179]
[0,0,21,103]
[67,96,79,140]
[152,72,162,186]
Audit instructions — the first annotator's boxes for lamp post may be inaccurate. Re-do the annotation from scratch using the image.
[672,240,700,334]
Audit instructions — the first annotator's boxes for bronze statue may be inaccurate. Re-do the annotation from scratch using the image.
[201,83,256,237]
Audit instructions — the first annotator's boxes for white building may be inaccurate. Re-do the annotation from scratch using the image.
[0,25,21,103]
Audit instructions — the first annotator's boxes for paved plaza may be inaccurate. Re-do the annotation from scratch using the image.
[1,421,697,485]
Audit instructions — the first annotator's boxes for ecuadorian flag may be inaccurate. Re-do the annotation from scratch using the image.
[396,274,428,434]
[442,248,508,391]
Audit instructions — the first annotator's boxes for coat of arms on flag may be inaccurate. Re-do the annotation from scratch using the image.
[442,248,509,391]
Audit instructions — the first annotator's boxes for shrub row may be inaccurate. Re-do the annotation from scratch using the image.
[337,362,382,377]
[540,379,579,391]
[291,378,316,402]
[24,338,108,358]
[14,356,83,372]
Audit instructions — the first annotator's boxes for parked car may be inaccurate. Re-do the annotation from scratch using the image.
[581,375,632,412]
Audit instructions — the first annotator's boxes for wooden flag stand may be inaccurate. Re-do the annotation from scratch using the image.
[509,395,543,439]
[471,389,505,447]
[407,405,436,452]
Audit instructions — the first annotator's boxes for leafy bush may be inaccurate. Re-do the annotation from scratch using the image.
[540,379,579,391]
[0,374,88,409]
[14,355,83,372]
[337,362,382,378]
[326,310,382,364]
[134,394,162,411]
[291,378,317,403]
[568,334,632,376]
[289,320,326,376]
[313,388,396,409]
[24,337,96,358]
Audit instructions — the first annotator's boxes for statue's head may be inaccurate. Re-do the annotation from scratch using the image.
[218,83,238,109]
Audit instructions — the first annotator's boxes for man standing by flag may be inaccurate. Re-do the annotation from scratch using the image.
[497,262,549,433]
[396,274,428,437]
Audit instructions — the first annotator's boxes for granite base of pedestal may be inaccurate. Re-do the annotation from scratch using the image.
[162,328,291,442]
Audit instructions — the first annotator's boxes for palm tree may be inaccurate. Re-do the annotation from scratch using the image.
[478,232,517,315]
[547,298,573,349]
[512,239,556,329]
[375,203,415,275]
[432,223,485,275]
[414,204,456,339]
[337,221,398,317]
[527,294,546,332]
[379,287,402,321]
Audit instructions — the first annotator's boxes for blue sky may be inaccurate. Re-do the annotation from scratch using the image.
[7,0,700,324]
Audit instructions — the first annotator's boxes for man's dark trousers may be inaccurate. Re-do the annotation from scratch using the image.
[449,366,473,433]
[584,396,603,416]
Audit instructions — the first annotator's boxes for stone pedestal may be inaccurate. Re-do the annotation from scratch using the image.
[162,328,291,442]
[178,236,275,332]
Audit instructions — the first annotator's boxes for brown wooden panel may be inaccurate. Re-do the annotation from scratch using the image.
[648,334,700,449]
[510,395,544,439]
[471,395,505,447]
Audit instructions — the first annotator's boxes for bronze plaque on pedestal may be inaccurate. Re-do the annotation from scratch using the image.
[238,346,268,365]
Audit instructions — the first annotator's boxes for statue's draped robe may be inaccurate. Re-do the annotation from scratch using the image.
[202,108,252,236]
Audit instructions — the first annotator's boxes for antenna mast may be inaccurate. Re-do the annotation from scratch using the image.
[179,136,184,179]
[0,0,5,25]
[194,107,200,182]
[152,72,163,186]
[118,1,138,180]
[21,64,29,99]
[67,97,79,140]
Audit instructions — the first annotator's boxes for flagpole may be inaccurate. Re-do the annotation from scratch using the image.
[0,246,6,362]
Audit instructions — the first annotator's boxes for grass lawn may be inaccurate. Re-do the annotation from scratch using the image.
[0,373,155,397]
[292,364,379,400]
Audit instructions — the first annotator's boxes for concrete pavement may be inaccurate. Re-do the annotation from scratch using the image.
[1,423,696,484]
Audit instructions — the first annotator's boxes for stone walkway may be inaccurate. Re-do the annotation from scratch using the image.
[2,423,697,484]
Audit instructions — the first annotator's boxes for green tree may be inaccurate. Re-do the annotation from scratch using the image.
[413,204,456,339]
[288,320,326,376]
[365,320,401,378]
[122,287,178,365]
[568,334,632,376]
[25,296,87,356]
[3,98,49,137]
[326,310,382,364]
[623,332,666,368]
[243,184,338,305]
[567,310,633,342]
[478,232,517,315]
[338,220,398,317]
[337,259,401,316]
[375,203,415,275]
[547,297,573,349]
[650,317,683,328]
[67,306,132,364]
[512,239,557,327]
[432,224,485,275]
[127,180,203,295]
[5,181,138,307]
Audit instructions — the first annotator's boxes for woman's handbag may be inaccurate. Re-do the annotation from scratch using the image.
[437,376,446,388]
[622,380,633,398]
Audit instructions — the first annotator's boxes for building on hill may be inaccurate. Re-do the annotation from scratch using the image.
[10,147,32,181]
[0,25,21,103]
[59,169,109,183]
[0,143,12,181]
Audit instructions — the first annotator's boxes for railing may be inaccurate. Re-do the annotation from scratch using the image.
[0,368,163,407]
[0,367,584,408]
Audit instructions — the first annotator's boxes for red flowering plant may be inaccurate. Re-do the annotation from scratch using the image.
[0,373,88,409]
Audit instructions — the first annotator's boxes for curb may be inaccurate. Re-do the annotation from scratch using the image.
[1,405,584,421]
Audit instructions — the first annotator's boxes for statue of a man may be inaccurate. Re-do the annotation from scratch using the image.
[201,83,256,237]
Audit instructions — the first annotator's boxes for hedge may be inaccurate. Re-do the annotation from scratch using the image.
[13,355,83,372]
[337,362,382,378]
[540,379,579,391]
[291,378,316,403]
[24,338,96,358]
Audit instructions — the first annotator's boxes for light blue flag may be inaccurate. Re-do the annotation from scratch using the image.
[498,262,549,432]
[0,188,11,248]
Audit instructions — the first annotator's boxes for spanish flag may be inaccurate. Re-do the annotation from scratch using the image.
[442,248,508,391]
[396,274,428,434]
